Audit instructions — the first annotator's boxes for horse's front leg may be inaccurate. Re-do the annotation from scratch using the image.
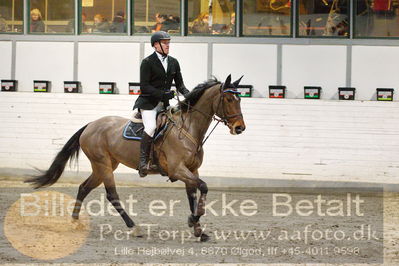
[178,169,209,242]
[185,185,197,215]
[187,182,209,241]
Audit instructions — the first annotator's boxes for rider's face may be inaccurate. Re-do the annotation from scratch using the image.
[154,40,170,55]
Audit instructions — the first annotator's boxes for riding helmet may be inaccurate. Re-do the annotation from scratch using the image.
[151,31,171,46]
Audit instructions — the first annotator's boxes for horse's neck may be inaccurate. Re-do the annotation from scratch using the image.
[182,87,218,143]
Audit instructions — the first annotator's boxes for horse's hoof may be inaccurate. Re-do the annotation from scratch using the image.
[200,233,210,242]
[194,226,202,237]
[71,218,87,230]
[130,225,143,237]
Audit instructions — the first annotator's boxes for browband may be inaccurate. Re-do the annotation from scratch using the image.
[223,89,241,94]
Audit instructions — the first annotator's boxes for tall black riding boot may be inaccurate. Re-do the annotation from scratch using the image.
[138,132,153,177]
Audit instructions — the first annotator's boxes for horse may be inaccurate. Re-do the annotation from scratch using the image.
[25,75,246,241]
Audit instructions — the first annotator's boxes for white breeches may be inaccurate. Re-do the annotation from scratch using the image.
[141,107,157,137]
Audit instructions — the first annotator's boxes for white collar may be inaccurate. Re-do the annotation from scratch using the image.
[155,51,168,61]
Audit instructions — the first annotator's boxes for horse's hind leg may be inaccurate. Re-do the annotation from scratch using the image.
[72,158,119,220]
[72,174,102,219]
[103,172,136,229]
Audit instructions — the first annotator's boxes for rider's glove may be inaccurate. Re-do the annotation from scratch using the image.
[163,90,175,100]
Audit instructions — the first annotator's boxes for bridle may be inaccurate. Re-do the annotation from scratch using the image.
[215,83,244,126]
[177,83,243,126]
[175,83,243,148]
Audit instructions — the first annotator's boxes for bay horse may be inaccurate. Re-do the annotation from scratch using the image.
[25,75,246,241]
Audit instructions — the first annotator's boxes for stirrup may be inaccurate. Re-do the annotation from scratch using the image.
[138,165,148,178]
[148,163,159,171]
[138,162,158,178]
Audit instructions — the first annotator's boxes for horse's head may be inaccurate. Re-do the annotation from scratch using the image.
[215,75,246,135]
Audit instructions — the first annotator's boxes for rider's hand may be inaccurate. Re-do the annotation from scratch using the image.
[164,90,175,100]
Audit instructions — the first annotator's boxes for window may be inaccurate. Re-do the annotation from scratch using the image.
[298,0,349,37]
[133,0,181,34]
[29,0,75,34]
[188,0,236,35]
[0,0,23,33]
[81,0,127,34]
[243,0,291,36]
[355,0,399,38]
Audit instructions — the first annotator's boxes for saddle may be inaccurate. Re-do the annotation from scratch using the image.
[123,108,180,181]
[123,110,169,141]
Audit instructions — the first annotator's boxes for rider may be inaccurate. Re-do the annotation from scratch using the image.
[133,31,190,177]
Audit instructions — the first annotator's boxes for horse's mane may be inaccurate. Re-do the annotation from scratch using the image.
[178,78,221,112]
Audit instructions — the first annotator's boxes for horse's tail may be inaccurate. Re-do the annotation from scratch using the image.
[25,124,89,189]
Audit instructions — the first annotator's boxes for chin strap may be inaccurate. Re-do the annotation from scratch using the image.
[158,41,167,58]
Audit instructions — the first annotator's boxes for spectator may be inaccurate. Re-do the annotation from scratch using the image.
[110,11,126,33]
[355,0,373,36]
[152,13,167,32]
[66,12,89,33]
[135,25,150,33]
[93,14,110,33]
[151,14,180,33]
[169,15,180,24]
[30,8,45,33]
[0,15,8,32]
[164,15,180,32]
[222,12,235,34]
[81,13,89,33]
[191,12,211,34]
[152,13,161,32]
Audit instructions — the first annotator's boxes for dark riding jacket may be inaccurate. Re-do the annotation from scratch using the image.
[133,52,189,110]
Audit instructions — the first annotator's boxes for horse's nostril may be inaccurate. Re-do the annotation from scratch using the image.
[235,126,243,134]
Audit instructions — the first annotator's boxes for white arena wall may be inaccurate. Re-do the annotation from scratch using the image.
[1,40,399,186]
[1,41,399,101]
[0,41,12,79]
[0,92,398,185]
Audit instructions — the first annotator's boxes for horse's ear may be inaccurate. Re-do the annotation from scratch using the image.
[223,74,232,89]
[232,75,244,88]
